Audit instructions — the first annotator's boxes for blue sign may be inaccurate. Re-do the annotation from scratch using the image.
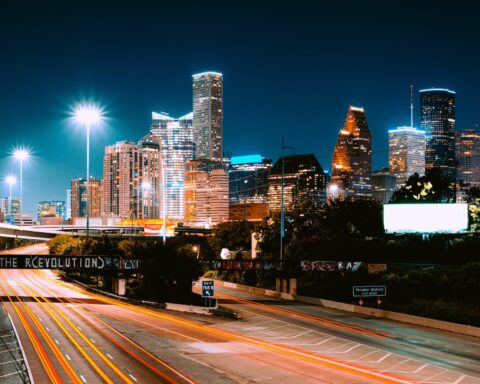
[202,280,215,297]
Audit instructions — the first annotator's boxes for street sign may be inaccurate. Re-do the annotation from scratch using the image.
[353,285,386,297]
[202,280,215,298]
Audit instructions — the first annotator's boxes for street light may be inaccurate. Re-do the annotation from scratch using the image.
[280,137,294,262]
[13,148,30,226]
[72,103,104,239]
[5,175,16,219]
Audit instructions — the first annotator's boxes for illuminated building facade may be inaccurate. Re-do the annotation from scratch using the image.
[456,129,480,193]
[331,106,372,197]
[420,88,456,180]
[150,111,195,220]
[36,200,65,222]
[0,197,20,223]
[267,154,326,213]
[184,159,229,228]
[389,126,426,188]
[71,178,102,220]
[371,168,396,204]
[192,72,223,162]
[229,154,272,205]
[102,138,161,220]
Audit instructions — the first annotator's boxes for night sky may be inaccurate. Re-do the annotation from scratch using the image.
[1,0,480,214]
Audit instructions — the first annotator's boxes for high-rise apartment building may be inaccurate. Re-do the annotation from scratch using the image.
[36,200,65,221]
[331,106,372,198]
[371,169,397,204]
[66,189,72,220]
[229,154,272,205]
[420,88,456,180]
[192,72,223,161]
[150,111,195,220]
[456,129,480,189]
[102,138,162,220]
[389,126,426,188]
[71,178,102,220]
[268,154,326,213]
[184,159,228,228]
[0,197,20,223]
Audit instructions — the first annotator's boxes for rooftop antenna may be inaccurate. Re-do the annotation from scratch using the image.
[410,84,414,128]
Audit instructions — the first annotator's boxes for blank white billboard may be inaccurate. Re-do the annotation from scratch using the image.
[384,204,469,234]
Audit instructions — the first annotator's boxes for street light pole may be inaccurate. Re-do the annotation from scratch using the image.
[280,137,294,262]
[13,149,29,227]
[86,122,90,239]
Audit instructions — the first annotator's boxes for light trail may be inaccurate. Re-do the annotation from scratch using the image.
[16,270,135,384]
[40,270,415,384]
[23,270,196,384]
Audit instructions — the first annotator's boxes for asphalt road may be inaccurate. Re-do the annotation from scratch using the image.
[192,281,480,384]
[1,243,479,383]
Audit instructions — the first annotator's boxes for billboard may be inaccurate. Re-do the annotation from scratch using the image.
[384,203,469,234]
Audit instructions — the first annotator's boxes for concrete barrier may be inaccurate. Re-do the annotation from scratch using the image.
[164,303,212,315]
[210,279,480,338]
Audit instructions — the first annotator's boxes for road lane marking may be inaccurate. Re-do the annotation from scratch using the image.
[128,374,138,382]
[54,338,59,344]
[0,371,25,379]
[90,338,96,344]
[0,348,20,354]
[273,329,313,339]
[328,343,361,354]
[107,353,114,360]
[65,354,71,361]
[453,375,466,384]
[80,375,87,383]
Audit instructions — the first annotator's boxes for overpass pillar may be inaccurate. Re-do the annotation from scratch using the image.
[112,277,126,296]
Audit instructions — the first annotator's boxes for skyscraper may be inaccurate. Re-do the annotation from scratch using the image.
[229,154,272,205]
[268,154,326,213]
[71,178,102,220]
[36,200,66,225]
[371,168,397,204]
[192,72,223,162]
[102,138,161,220]
[331,106,372,198]
[389,126,426,188]
[456,129,480,190]
[184,159,229,228]
[420,88,456,180]
[150,111,195,220]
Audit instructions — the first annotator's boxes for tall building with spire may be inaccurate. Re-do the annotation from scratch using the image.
[192,72,223,162]
[389,85,426,188]
[420,88,456,180]
[150,111,195,220]
[331,106,372,198]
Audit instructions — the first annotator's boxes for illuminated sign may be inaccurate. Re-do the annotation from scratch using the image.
[353,285,386,297]
[231,154,263,165]
[384,204,469,234]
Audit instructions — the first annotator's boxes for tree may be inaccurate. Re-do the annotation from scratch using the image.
[49,235,83,255]
[208,221,254,257]
[390,168,453,203]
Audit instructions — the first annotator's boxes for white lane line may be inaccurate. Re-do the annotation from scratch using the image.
[90,338,96,344]
[453,375,466,384]
[413,364,429,374]
[273,329,313,339]
[54,339,59,345]
[106,353,114,360]
[298,336,335,346]
[65,354,71,361]
[128,374,138,382]
[80,375,87,383]
[0,348,20,354]
[0,359,24,365]
[45,327,50,332]
[328,343,361,354]
[0,371,25,378]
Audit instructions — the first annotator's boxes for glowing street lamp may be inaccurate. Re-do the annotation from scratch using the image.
[72,103,104,238]
[5,175,16,217]
[13,148,30,226]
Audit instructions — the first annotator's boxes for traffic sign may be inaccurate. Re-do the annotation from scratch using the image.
[202,280,215,298]
[353,285,386,297]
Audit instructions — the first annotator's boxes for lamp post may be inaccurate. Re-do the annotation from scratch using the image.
[5,175,16,219]
[73,103,103,239]
[280,137,295,262]
[13,149,30,226]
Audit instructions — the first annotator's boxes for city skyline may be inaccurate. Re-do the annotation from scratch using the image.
[2,1,480,213]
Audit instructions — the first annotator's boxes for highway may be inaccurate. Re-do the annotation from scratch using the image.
[0,244,478,383]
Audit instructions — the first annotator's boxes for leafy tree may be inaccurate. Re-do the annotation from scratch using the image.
[390,168,453,203]
[208,221,254,257]
[49,235,83,255]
